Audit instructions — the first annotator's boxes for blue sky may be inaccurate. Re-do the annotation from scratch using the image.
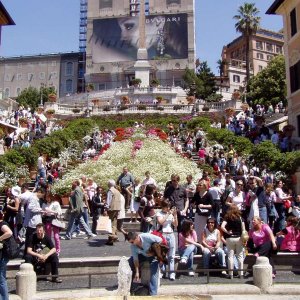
[1,0,283,74]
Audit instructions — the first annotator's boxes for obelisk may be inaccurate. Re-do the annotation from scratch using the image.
[134,0,151,87]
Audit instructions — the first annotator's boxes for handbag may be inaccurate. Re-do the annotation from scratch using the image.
[51,218,66,229]
[240,217,249,243]
[96,216,112,234]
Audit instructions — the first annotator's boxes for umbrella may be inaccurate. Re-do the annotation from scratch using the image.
[0,120,18,134]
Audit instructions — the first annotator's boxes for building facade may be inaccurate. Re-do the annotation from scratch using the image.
[221,28,284,94]
[267,0,300,138]
[0,52,85,100]
[85,0,195,90]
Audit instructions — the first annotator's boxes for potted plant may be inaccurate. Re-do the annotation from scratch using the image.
[131,78,142,87]
[155,95,164,104]
[151,78,160,87]
[91,98,100,106]
[232,90,241,100]
[103,106,111,112]
[225,107,236,117]
[202,106,210,112]
[137,104,147,110]
[86,83,95,92]
[119,105,129,111]
[48,93,57,102]
[186,95,195,105]
[72,108,81,113]
[121,95,130,105]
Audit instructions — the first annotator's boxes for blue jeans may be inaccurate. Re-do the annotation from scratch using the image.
[38,168,46,179]
[163,233,175,276]
[66,211,92,237]
[0,257,9,300]
[129,255,159,296]
[179,245,197,270]
[274,203,286,233]
[259,206,268,224]
[202,247,226,268]
[82,207,91,230]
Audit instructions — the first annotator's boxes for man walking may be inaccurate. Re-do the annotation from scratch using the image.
[117,167,134,210]
[106,180,122,245]
[64,180,96,240]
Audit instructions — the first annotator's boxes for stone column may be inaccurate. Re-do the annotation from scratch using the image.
[253,256,272,292]
[16,263,37,300]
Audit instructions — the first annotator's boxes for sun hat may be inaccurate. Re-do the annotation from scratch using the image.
[11,186,21,197]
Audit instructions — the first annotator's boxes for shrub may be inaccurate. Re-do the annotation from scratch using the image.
[119,105,128,111]
[132,78,142,86]
[103,106,111,112]
[72,108,81,113]
[173,105,182,111]
[156,106,164,111]
[202,106,210,111]
[137,104,147,110]
[151,79,160,86]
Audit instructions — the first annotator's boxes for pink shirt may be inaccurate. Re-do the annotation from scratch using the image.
[249,224,272,247]
[178,230,197,250]
[280,226,300,252]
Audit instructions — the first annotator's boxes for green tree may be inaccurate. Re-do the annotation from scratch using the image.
[17,86,56,110]
[183,62,217,100]
[247,55,287,106]
[233,3,260,91]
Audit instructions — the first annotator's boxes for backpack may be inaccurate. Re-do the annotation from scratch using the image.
[0,222,20,259]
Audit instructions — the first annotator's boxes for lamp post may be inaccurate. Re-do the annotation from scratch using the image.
[40,83,44,106]
[190,81,197,115]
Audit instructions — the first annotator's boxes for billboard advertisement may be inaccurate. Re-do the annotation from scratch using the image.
[90,13,188,63]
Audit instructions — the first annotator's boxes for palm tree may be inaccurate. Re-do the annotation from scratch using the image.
[216,59,227,77]
[233,3,260,92]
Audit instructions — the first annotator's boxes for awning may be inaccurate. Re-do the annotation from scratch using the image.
[0,120,18,134]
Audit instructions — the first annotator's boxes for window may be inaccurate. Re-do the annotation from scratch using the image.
[259,65,263,71]
[16,88,21,96]
[4,74,11,82]
[290,8,297,37]
[233,75,240,83]
[28,73,34,81]
[66,79,73,93]
[4,88,10,98]
[267,55,273,61]
[66,62,74,76]
[49,72,57,79]
[276,46,282,54]
[167,0,181,5]
[290,60,300,93]
[256,53,264,60]
[99,0,112,9]
[17,74,22,81]
[39,72,45,80]
[266,43,273,52]
[256,41,263,50]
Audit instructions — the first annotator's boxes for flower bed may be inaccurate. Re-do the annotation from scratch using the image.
[52,137,201,195]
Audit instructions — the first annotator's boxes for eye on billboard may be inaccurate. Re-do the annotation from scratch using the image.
[90,14,188,63]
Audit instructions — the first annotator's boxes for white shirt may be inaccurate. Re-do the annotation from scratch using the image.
[37,156,45,169]
[156,211,174,233]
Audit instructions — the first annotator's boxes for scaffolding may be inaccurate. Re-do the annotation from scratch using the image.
[79,0,87,53]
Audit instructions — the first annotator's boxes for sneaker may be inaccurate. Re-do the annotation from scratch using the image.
[52,277,63,283]
[179,257,187,264]
[129,220,132,223]
[188,271,195,277]
[78,231,86,236]
[221,270,227,276]
[88,233,97,239]
[64,235,71,240]
[169,273,176,281]
[159,270,163,279]
[71,233,78,238]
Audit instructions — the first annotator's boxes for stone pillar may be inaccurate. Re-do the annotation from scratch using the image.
[117,256,132,296]
[16,263,37,300]
[253,256,272,292]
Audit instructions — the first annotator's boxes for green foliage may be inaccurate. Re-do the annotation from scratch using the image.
[183,62,218,100]
[251,141,281,169]
[151,79,160,85]
[18,147,38,169]
[17,87,40,110]
[247,55,287,106]
[206,93,223,102]
[207,128,253,155]
[186,117,211,131]
[3,149,26,166]
[277,151,300,175]
[137,104,147,110]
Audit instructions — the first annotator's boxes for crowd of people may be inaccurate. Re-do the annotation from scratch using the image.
[0,108,300,297]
